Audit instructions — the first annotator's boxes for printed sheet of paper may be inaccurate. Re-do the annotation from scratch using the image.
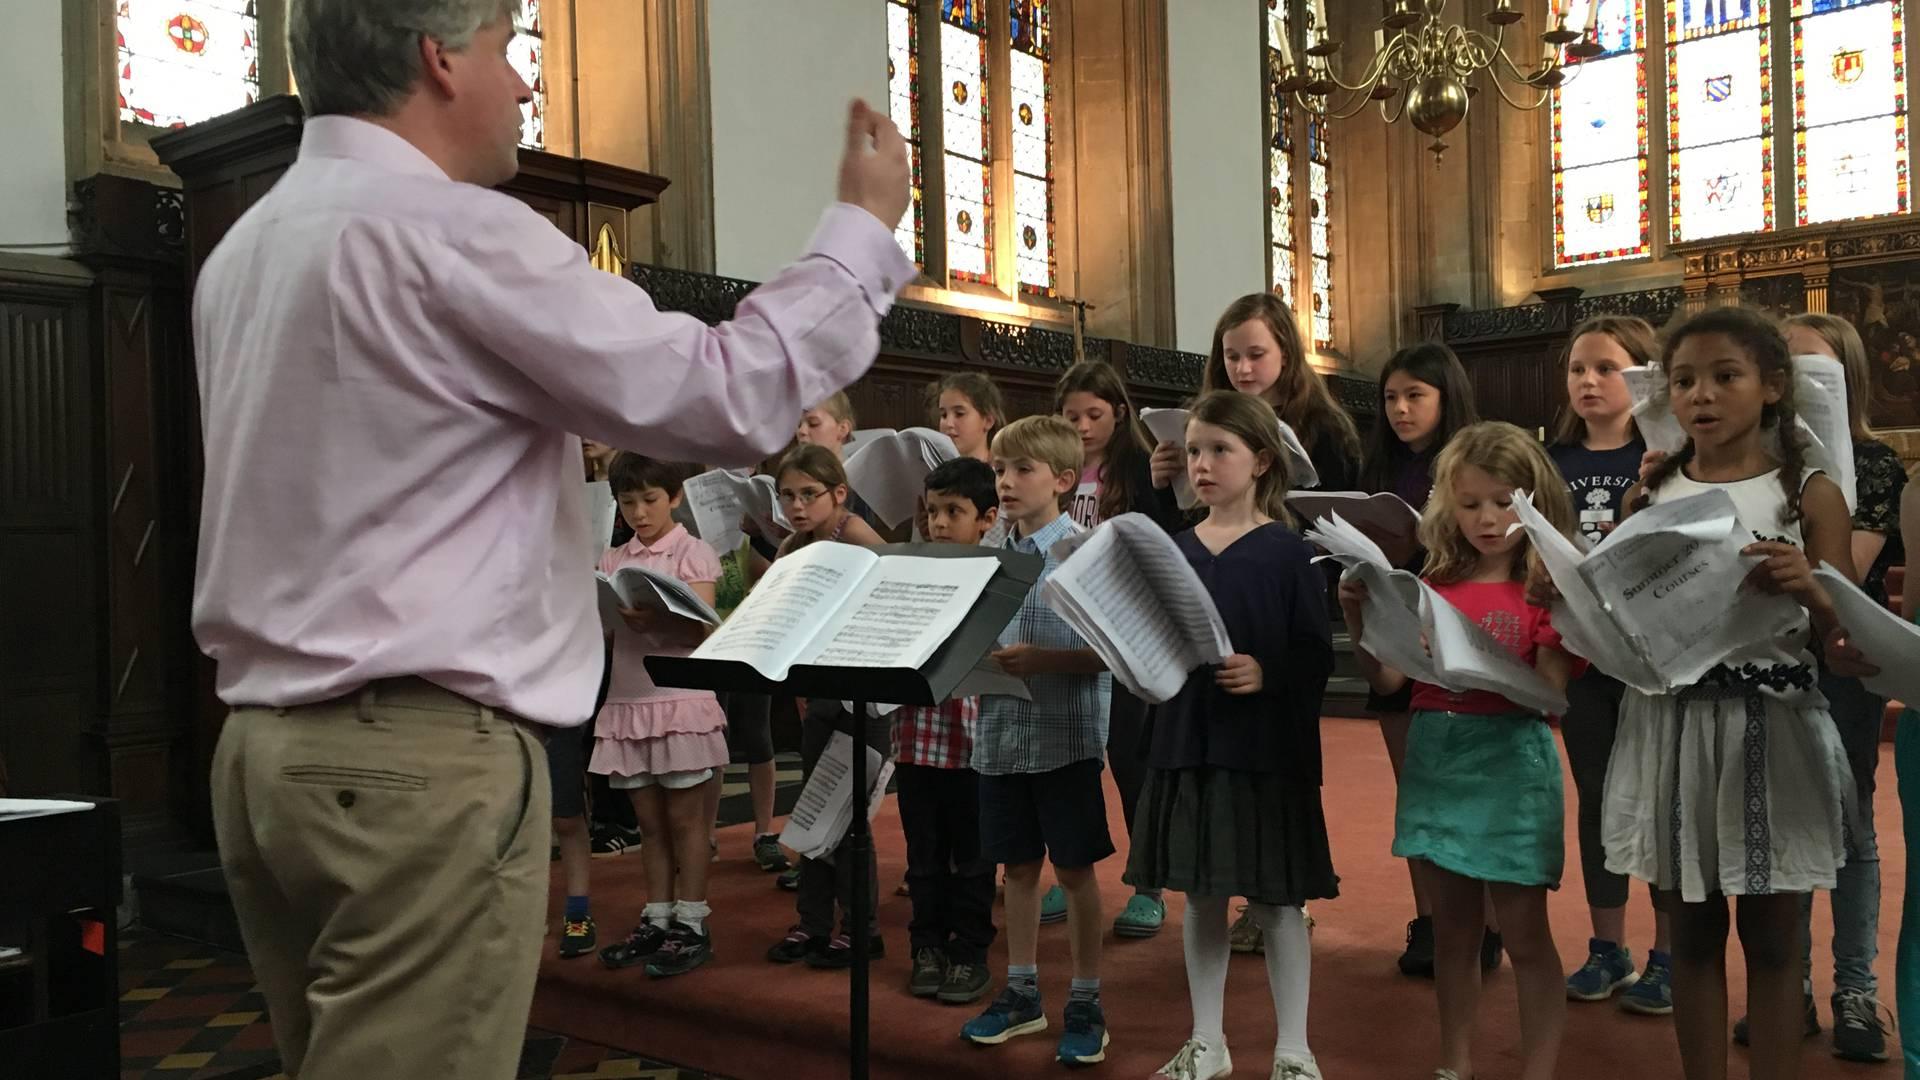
[1419,585,1569,716]
[1814,565,1920,706]
[1792,354,1855,512]
[1142,408,1323,510]
[1509,490,1658,689]
[843,428,898,459]
[778,731,891,862]
[797,555,1000,673]
[692,542,877,680]
[1623,367,1687,454]
[1042,513,1235,702]
[607,566,721,625]
[0,799,95,821]
[583,480,617,565]
[845,427,960,528]
[682,469,786,554]
[1304,514,1444,687]
[1287,490,1422,568]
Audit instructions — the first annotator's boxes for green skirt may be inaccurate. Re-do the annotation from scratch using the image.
[1392,710,1564,888]
[1123,766,1338,905]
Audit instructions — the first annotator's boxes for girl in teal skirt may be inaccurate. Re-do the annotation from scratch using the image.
[1340,422,1580,1080]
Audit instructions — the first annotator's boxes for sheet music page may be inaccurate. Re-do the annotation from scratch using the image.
[797,555,1000,671]
[0,798,95,820]
[680,469,750,555]
[1792,354,1856,512]
[1304,515,1443,686]
[611,566,721,625]
[1040,519,1229,702]
[1288,491,1422,567]
[1275,420,1321,489]
[1624,367,1687,454]
[843,428,899,459]
[692,541,879,680]
[1578,489,1801,689]
[1302,511,1395,570]
[583,480,617,565]
[594,574,626,634]
[844,428,960,528]
[1418,581,1569,715]
[778,731,859,860]
[1508,490,1654,688]
[1813,565,1920,706]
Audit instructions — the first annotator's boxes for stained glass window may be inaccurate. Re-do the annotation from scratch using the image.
[887,0,924,265]
[509,0,545,150]
[1009,1,1054,295]
[1265,0,1295,296]
[1666,2,1774,241]
[941,4,992,283]
[1791,0,1907,224]
[1304,12,1333,348]
[117,0,259,129]
[1552,1,1651,265]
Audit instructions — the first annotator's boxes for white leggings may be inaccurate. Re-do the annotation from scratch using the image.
[1183,895,1313,1059]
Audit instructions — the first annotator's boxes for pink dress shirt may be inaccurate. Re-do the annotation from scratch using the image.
[589,525,728,778]
[191,116,915,725]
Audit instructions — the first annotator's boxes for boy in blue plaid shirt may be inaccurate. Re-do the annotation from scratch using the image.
[894,457,1001,1006]
[960,416,1115,1067]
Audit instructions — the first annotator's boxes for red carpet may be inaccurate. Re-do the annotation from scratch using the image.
[532,717,1905,1078]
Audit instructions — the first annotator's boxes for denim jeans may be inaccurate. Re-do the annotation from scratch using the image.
[1800,670,1884,996]
[1895,707,1920,1080]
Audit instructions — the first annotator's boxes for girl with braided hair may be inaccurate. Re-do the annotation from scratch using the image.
[1602,306,1875,1080]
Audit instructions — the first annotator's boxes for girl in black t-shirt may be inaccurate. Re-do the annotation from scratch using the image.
[1545,314,1674,1015]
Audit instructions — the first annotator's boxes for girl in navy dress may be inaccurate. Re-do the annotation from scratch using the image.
[1127,391,1336,1080]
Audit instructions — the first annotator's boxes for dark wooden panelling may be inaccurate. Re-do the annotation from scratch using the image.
[0,285,100,799]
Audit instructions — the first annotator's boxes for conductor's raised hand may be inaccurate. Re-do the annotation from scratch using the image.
[1216,654,1264,695]
[837,100,912,231]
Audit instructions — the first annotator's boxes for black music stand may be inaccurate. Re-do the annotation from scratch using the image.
[646,544,1040,1080]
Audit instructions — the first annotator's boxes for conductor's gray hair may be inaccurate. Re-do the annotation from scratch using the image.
[289,0,523,117]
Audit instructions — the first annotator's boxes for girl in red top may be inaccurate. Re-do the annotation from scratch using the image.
[1342,421,1580,1080]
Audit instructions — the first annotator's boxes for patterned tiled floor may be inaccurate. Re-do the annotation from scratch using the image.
[111,753,807,1080]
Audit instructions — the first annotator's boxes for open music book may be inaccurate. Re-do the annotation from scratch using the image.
[596,566,721,631]
[1304,513,1569,716]
[679,468,787,556]
[844,427,960,529]
[1038,513,1234,703]
[1812,564,1920,707]
[1140,408,1322,509]
[1625,355,1856,511]
[778,730,893,863]
[1507,487,1803,695]
[686,541,1000,683]
[1286,490,1423,568]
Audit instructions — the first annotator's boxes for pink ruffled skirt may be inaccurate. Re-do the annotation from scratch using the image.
[590,695,729,779]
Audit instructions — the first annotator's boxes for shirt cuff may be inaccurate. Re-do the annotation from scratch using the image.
[804,203,919,317]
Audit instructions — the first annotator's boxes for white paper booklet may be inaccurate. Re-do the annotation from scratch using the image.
[843,428,898,459]
[845,427,960,528]
[584,479,617,566]
[778,730,893,862]
[1507,487,1802,695]
[680,468,788,556]
[1625,357,1856,511]
[1035,513,1234,703]
[1304,513,1569,716]
[1813,564,1920,707]
[1286,490,1422,568]
[596,566,722,631]
[0,798,95,821]
[691,542,999,682]
[1141,408,1321,508]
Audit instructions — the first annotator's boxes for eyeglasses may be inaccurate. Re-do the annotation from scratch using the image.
[777,487,830,506]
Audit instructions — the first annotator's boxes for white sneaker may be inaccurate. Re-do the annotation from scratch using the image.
[1271,1055,1321,1079]
[1155,1036,1232,1079]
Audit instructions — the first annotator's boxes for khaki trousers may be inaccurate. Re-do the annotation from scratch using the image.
[211,678,551,1080]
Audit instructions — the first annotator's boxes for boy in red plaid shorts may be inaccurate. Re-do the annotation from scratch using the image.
[896,456,1000,1005]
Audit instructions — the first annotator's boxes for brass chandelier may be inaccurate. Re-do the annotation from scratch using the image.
[1275,0,1606,164]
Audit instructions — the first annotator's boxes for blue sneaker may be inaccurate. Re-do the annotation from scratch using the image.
[1566,938,1637,1001]
[1040,884,1068,924]
[1056,998,1109,1066]
[1619,951,1674,1016]
[961,986,1047,1045]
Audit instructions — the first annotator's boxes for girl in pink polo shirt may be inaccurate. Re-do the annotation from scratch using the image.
[593,453,728,979]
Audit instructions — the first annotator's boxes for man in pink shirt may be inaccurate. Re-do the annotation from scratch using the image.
[198,2,911,1077]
